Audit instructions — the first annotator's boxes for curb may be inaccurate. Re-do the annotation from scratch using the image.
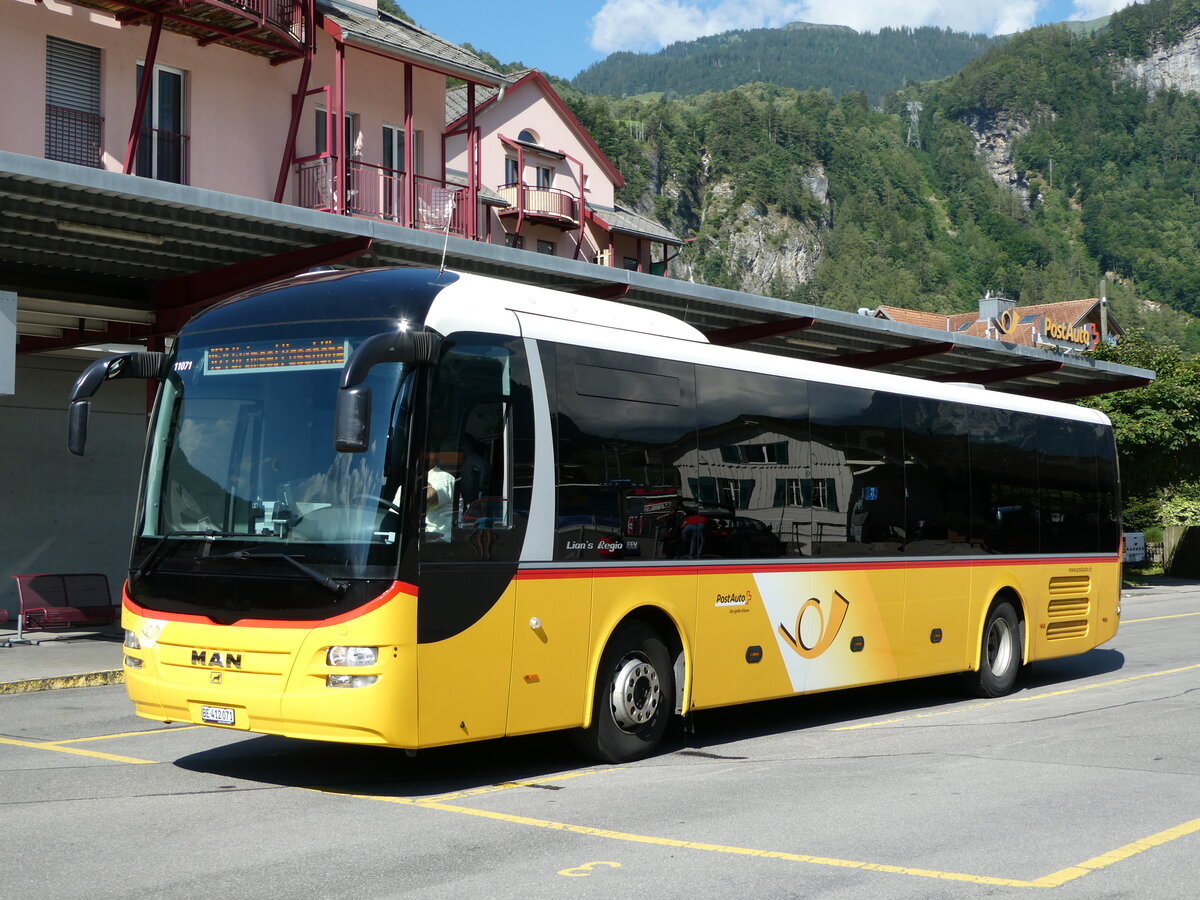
[0,670,124,695]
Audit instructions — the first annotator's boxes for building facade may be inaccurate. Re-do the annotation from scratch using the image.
[445,70,682,273]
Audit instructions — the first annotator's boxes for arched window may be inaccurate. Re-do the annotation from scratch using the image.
[517,128,539,144]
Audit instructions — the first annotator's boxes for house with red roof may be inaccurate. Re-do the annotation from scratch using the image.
[444,69,683,274]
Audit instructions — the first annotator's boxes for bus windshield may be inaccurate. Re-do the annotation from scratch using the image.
[130,322,411,617]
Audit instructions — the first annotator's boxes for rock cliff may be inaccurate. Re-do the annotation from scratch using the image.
[1123,23,1200,96]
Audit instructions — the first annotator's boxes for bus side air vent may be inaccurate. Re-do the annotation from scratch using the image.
[1048,575,1091,596]
[1047,597,1091,619]
[1045,620,1089,640]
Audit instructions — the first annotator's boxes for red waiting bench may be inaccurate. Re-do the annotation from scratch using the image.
[9,574,118,644]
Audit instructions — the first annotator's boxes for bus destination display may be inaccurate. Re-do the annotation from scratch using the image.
[204,339,348,375]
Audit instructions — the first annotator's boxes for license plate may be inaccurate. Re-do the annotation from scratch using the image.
[200,705,236,726]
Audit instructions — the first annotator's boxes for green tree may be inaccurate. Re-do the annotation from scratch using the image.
[1083,332,1200,519]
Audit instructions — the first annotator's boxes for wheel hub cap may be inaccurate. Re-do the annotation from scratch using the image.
[610,656,661,731]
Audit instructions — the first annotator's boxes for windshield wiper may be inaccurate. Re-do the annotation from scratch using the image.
[203,550,350,596]
[134,529,246,581]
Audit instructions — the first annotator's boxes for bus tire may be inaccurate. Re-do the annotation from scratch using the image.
[964,600,1022,698]
[576,621,673,763]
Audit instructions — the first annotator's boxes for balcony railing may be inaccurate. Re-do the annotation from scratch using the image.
[295,157,469,237]
[134,127,190,184]
[45,105,103,169]
[498,184,578,225]
[232,0,296,32]
[60,0,306,63]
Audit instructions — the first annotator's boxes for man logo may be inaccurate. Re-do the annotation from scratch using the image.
[191,650,243,669]
[778,591,850,659]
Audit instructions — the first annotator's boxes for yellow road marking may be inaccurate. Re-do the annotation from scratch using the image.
[1122,611,1200,624]
[558,861,621,877]
[834,662,1200,730]
[419,769,609,803]
[1033,817,1200,888]
[0,735,155,764]
[1009,663,1200,703]
[317,781,1200,889]
[52,725,202,745]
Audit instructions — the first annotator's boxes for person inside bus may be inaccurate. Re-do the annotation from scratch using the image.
[424,457,455,542]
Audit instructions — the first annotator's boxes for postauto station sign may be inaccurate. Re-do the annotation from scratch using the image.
[995,308,1100,351]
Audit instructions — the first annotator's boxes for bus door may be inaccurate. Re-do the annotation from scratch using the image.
[415,334,535,747]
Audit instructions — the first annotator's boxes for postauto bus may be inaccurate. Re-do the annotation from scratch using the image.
[69,268,1121,762]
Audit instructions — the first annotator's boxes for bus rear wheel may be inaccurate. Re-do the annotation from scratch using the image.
[964,600,1022,698]
[576,622,673,763]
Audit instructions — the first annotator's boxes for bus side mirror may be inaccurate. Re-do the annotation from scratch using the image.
[334,386,372,453]
[67,351,171,456]
[334,330,440,453]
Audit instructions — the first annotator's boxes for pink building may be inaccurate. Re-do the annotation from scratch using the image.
[1,0,507,236]
[445,70,683,273]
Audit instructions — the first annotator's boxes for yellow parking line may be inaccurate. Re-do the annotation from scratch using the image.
[1034,817,1200,887]
[324,782,1200,888]
[834,662,1200,730]
[1010,663,1200,703]
[51,725,202,745]
[0,735,155,764]
[1122,611,1200,624]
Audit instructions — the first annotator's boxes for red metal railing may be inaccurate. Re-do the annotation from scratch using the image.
[231,0,297,33]
[295,157,469,237]
[498,183,577,222]
[414,174,467,236]
[45,105,104,169]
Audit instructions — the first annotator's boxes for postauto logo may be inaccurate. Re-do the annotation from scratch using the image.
[777,590,850,659]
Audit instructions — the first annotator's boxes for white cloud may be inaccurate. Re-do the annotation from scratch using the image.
[589,0,1051,53]
[1070,1,1136,21]
[590,1,808,53]
[588,0,1150,56]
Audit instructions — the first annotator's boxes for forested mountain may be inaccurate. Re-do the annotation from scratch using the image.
[571,24,1002,102]
[556,0,1200,357]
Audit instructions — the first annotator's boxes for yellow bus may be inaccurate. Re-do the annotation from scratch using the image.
[69,268,1121,762]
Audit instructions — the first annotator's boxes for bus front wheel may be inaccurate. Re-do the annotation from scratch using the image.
[964,600,1022,698]
[576,622,673,763]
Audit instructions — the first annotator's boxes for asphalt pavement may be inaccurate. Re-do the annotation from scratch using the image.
[0,576,1194,695]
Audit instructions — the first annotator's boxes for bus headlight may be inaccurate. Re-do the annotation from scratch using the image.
[124,655,144,669]
[124,629,141,650]
[327,646,378,667]
[327,674,378,688]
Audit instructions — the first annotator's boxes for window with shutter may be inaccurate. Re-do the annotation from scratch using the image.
[45,37,103,168]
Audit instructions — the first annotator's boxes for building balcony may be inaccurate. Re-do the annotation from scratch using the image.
[59,0,307,64]
[296,158,470,238]
[497,184,578,229]
[45,106,104,170]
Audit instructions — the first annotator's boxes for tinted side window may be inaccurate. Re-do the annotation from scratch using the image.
[549,345,696,562]
[902,397,973,555]
[809,384,906,557]
[969,408,1039,554]
[1038,418,1101,553]
[421,336,534,563]
[1095,424,1121,553]
[694,367,807,559]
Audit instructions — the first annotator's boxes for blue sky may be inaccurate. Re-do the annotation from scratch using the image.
[397,0,1137,80]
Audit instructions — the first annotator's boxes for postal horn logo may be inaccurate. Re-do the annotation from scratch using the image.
[778,590,850,659]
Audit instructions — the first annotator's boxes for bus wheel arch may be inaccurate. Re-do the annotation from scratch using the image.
[575,609,684,763]
[963,590,1025,698]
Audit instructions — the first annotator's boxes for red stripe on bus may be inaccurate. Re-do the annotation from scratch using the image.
[121,580,417,628]
[513,555,1118,580]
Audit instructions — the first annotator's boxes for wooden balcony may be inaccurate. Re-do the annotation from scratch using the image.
[59,0,307,64]
[497,184,578,229]
[296,158,470,238]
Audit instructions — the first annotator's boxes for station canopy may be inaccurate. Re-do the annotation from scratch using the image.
[1,152,1153,401]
